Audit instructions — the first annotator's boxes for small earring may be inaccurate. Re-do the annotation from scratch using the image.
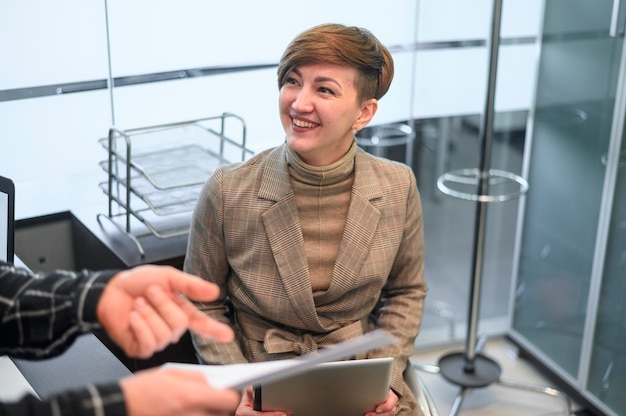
[352,126,358,136]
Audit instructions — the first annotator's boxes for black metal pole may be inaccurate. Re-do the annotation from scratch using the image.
[463,0,503,371]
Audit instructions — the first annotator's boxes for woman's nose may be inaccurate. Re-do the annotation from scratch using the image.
[292,88,314,112]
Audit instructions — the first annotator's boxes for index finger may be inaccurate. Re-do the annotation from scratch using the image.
[172,295,234,343]
[163,270,222,302]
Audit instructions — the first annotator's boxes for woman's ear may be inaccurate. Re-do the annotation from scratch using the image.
[356,98,378,129]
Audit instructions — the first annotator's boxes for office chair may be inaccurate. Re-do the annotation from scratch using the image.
[405,360,440,416]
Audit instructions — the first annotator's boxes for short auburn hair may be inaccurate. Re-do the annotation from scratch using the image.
[277,23,394,102]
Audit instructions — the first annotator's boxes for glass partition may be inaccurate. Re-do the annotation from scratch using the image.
[511,0,626,414]
[586,124,626,413]
[512,0,621,378]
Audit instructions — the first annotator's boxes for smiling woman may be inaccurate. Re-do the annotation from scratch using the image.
[184,23,426,416]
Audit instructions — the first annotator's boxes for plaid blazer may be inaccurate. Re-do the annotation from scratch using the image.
[185,143,426,413]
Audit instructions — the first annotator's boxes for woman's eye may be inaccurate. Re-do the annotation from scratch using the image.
[319,86,335,95]
[285,77,299,86]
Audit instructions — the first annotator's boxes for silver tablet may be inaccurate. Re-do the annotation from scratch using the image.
[254,357,394,416]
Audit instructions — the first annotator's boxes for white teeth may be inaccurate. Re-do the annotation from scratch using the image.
[293,118,316,128]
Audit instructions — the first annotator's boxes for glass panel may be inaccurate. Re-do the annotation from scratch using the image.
[587,132,626,414]
[512,0,623,378]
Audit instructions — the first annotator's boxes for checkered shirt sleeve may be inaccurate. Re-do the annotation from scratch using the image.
[0,383,126,416]
[0,261,116,358]
[0,262,127,416]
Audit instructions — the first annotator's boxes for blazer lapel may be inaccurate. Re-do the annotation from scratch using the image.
[319,150,382,302]
[259,146,322,329]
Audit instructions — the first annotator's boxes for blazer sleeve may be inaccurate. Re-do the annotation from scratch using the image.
[184,168,248,364]
[367,167,427,397]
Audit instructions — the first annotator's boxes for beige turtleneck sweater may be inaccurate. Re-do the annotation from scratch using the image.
[285,142,357,294]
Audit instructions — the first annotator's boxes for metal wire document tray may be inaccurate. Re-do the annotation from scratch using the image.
[98,113,254,256]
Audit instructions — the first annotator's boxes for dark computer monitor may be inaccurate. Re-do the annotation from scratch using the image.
[0,176,15,264]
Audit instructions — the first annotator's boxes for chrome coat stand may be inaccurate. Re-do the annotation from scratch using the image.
[415,0,571,414]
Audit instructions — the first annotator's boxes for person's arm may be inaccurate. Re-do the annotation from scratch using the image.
[0,262,124,415]
[0,261,234,360]
[0,383,125,416]
[0,261,240,415]
[0,262,116,359]
[0,368,242,416]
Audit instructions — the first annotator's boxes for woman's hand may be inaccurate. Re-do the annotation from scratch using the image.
[235,387,292,416]
[365,389,399,416]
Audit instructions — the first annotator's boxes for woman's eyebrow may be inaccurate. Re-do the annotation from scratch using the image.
[314,76,342,89]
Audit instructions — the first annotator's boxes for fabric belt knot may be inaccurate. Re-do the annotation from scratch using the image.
[264,329,322,355]
[263,320,365,356]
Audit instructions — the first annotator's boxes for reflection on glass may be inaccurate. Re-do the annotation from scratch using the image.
[512,0,622,379]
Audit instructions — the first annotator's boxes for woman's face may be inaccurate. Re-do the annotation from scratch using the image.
[279,63,377,166]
